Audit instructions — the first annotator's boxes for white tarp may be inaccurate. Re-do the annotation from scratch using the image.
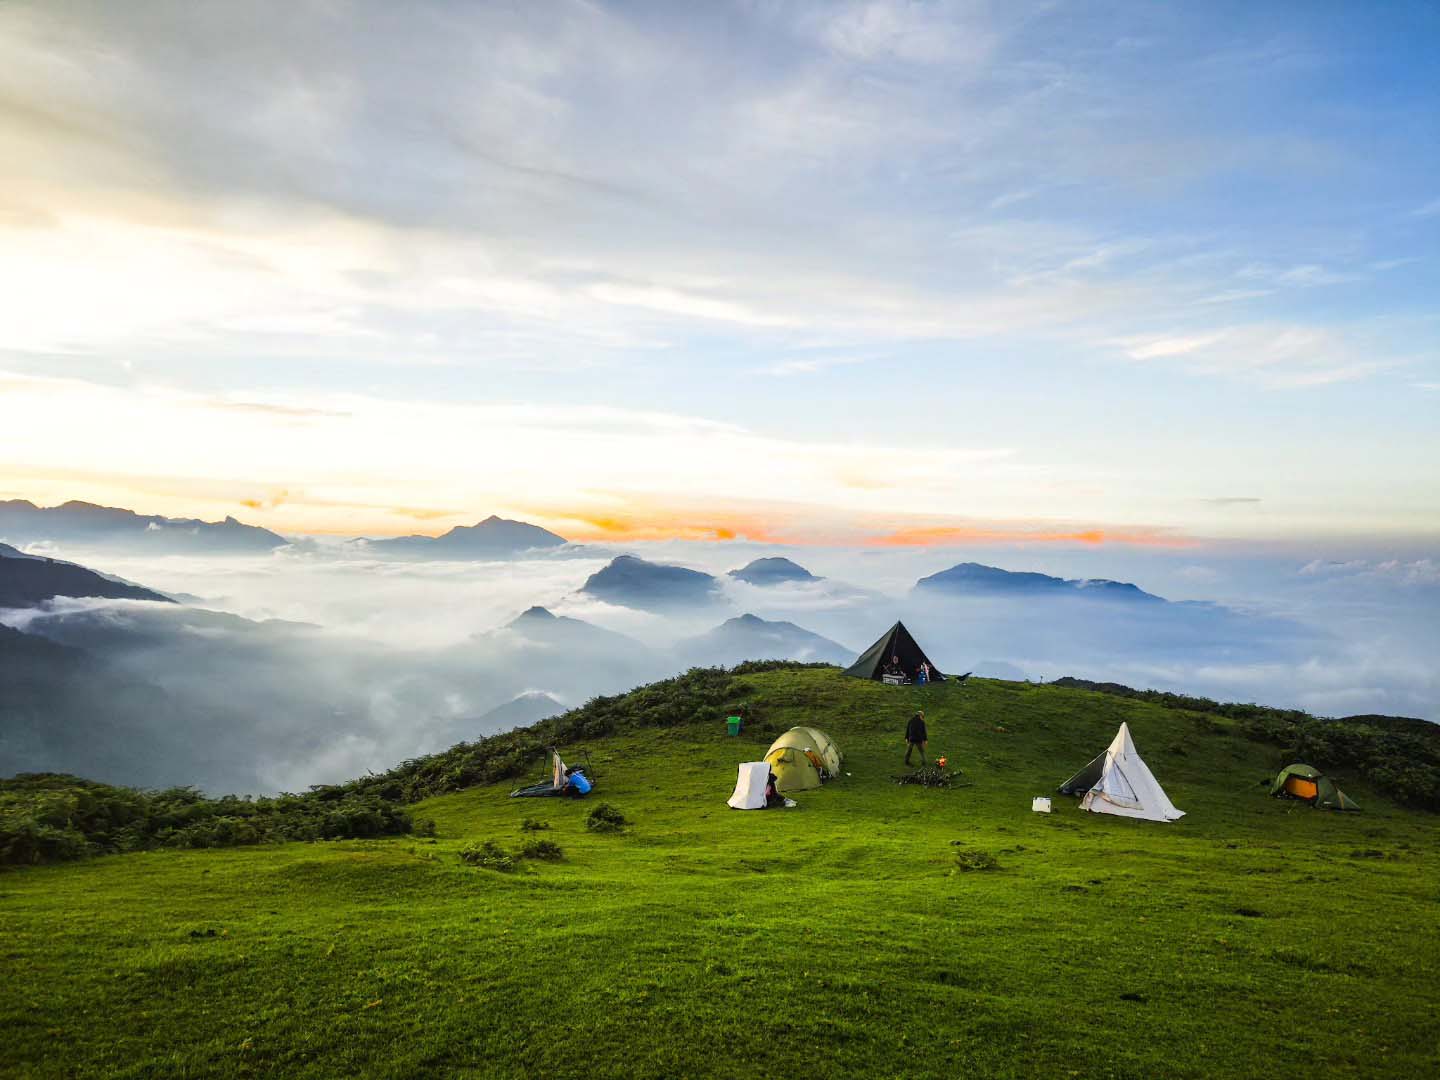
[728,761,770,810]
[1077,723,1184,822]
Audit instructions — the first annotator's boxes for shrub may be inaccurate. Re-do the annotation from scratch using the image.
[458,840,515,871]
[0,774,414,868]
[519,838,564,861]
[953,848,999,872]
[586,803,628,833]
[519,818,550,832]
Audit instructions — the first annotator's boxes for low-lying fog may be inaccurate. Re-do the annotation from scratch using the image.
[4,538,1436,794]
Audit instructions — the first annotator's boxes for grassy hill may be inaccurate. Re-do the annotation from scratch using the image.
[2,667,1437,1079]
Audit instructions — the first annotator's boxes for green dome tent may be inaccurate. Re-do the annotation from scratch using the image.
[764,726,841,792]
[1270,763,1360,811]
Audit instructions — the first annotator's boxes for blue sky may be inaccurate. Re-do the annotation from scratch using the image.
[0,0,1435,543]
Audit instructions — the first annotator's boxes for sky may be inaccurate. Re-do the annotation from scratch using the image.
[1,0,1437,545]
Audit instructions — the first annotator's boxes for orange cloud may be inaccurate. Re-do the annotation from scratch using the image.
[866,525,1195,548]
[556,511,784,544]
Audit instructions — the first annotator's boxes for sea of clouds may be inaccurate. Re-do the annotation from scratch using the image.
[3,537,1435,794]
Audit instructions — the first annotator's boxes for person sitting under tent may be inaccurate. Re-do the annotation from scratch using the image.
[562,765,592,798]
[765,768,786,808]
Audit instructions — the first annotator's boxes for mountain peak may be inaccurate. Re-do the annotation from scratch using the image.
[579,555,719,610]
[728,556,819,585]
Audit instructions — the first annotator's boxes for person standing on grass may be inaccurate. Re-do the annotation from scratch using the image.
[904,709,928,767]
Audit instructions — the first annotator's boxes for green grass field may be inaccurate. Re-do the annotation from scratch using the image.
[3,670,1437,1079]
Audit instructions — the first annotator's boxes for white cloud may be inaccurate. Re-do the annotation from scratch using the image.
[761,356,866,377]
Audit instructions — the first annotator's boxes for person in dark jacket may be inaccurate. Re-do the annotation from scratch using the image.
[904,710,928,766]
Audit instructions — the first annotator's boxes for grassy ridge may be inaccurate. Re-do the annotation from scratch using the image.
[2,669,1437,1079]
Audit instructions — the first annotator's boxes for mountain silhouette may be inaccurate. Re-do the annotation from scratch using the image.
[0,500,285,554]
[361,516,567,559]
[915,562,1165,603]
[0,544,172,607]
[728,557,820,585]
[578,555,720,610]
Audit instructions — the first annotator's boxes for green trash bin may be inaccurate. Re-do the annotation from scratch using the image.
[726,715,742,736]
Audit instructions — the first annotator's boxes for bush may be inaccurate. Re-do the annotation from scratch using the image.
[953,848,999,872]
[519,818,550,832]
[586,803,628,833]
[519,838,564,861]
[0,774,414,868]
[458,840,515,871]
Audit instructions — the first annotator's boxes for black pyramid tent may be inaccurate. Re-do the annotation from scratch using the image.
[842,620,944,682]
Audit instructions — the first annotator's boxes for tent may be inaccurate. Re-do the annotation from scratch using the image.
[764,726,841,792]
[1270,763,1360,811]
[511,750,568,798]
[842,621,944,683]
[1058,722,1185,822]
[728,761,771,810]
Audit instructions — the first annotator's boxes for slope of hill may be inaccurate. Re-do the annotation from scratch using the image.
[0,544,173,607]
[915,561,1165,602]
[0,624,203,788]
[727,556,819,585]
[676,613,851,666]
[360,515,567,558]
[0,499,286,554]
[578,554,719,609]
[2,667,1436,1079]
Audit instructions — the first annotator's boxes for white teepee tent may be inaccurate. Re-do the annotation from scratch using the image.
[727,762,770,810]
[1058,722,1184,822]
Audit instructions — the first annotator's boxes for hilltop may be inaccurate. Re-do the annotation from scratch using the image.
[2,665,1436,1079]
[578,554,720,609]
[358,515,567,559]
[0,543,173,607]
[728,556,820,585]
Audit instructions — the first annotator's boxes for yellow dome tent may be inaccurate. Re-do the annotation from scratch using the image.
[763,726,841,792]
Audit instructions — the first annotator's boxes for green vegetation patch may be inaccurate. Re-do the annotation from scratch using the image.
[1,666,1437,1079]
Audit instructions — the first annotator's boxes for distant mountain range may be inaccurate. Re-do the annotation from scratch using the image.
[0,500,286,554]
[728,557,819,585]
[676,613,851,667]
[579,555,720,610]
[915,562,1165,603]
[358,515,568,559]
[0,543,173,608]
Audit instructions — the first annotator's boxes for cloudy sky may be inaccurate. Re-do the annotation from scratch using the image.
[1,0,1436,544]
